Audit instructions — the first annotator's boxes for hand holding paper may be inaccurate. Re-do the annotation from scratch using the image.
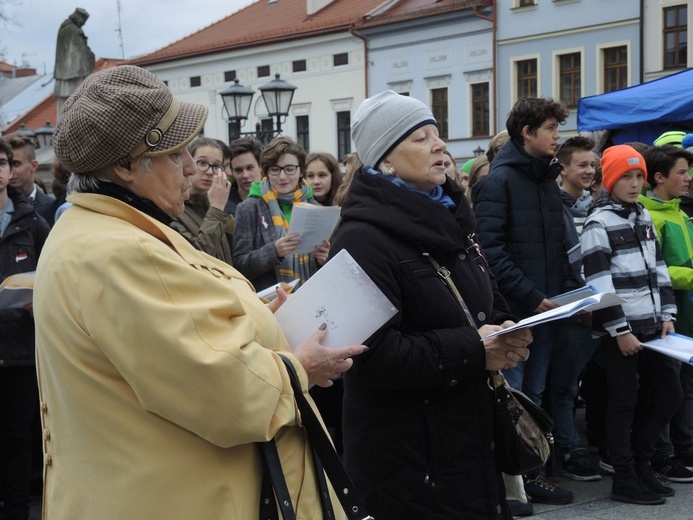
[482,292,625,340]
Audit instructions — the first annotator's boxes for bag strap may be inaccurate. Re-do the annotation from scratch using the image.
[259,440,296,520]
[423,252,475,327]
[279,355,374,520]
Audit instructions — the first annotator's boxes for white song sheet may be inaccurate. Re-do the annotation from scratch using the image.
[274,249,398,349]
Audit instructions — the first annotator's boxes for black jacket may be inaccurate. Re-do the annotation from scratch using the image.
[0,187,50,365]
[472,138,579,318]
[330,170,512,520]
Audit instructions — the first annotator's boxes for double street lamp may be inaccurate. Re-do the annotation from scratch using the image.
[219,73,297,144]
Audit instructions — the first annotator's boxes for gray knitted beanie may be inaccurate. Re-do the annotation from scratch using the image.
[352,90,437,169]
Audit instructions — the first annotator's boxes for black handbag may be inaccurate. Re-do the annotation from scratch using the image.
[258,355,373,520]
[490,371,554,476]
[424,252,554,476]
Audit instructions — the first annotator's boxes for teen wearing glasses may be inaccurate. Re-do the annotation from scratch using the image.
[170,137,234,265]
[233,136,328,290]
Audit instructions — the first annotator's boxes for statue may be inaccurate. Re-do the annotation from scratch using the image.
[54,8,96,117]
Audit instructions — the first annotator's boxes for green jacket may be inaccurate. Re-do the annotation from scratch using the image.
[640,194,693,335]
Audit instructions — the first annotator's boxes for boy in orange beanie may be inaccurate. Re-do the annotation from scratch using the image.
[581,144,682,505]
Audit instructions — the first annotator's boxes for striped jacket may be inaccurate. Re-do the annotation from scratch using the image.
[581,196,676,337]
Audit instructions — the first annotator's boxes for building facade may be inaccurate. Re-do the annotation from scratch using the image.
[496,0,641,137]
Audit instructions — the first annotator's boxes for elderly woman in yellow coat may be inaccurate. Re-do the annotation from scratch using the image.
[33,66,366,520]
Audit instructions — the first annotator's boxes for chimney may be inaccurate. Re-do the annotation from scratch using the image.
[307,0,334,15]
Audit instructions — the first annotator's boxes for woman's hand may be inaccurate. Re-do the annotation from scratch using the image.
[480,321,532,372]
[266,287,288,314]
[616,332,642,356]
[208,170,232,211]
[661,320,675,338]
[312,240,329,266]
[275,233,301,259]
[293,324,368,388]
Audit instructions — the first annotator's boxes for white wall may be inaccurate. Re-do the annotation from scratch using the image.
[144,31,366,157]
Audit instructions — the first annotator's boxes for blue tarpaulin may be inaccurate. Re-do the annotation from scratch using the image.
[577,68,693,145]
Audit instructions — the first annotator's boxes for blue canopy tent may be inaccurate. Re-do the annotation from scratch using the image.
[578,68,693,146]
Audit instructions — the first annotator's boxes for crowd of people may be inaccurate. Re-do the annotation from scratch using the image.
[1,63,692,520]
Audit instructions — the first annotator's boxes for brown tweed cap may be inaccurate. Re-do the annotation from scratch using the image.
[53,65,208,174]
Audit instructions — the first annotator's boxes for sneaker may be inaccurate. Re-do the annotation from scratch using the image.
[611,476,666,505]
[507,499,533,517]
[599,456,615,475]
[652,456,693,483]
[639,469,675,497]
[562,448,602,481]
[679,452,693,471]
[524,474,574,505]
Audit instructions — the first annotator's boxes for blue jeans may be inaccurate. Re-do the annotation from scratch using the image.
[503,322,599,455]
[549,323,600,454]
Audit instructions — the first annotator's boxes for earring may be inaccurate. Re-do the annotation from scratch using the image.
[385,165,396,176]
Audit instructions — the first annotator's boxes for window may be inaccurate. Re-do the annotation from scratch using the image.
[296,115,310,152]
[559,53,581,106]
[431,88,449,140]
[517,59,537,98]
[333,53,349,67]
[224,70,237,82]
[664,5,688,69]
[517,0,536,6]
[603,46,627,93]
[336,111,351,160]
[257,65,270,77]
[260,118,274,145]
[471,83,490,137]
[190,76,201,88]
[228,121,241,142]
[293,60,307,73]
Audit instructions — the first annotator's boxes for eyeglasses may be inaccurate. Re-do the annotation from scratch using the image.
[267,164,300,176]
[196,160,224,174]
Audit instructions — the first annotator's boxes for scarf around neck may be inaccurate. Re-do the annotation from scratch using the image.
[364,166,456,209]
[252,178,317,284]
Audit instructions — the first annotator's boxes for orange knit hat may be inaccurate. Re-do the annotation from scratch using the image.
[600,145,647,193]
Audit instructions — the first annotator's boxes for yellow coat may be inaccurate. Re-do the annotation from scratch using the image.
[34,193,342,520]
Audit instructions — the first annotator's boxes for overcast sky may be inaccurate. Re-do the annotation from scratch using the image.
[1,0,255,75]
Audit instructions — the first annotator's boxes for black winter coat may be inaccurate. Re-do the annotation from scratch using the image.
[0,187,50,365]
[472,138,578,318]
[330,170,513,520]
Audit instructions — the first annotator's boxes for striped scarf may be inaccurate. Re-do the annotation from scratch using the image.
[258,178,316,284]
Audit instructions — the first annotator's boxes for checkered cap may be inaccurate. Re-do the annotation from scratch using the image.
[53,65,208,174]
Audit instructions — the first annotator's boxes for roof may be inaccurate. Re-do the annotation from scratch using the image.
[362,0,489,27]
[130,0,388,66]
[0,75,55,130]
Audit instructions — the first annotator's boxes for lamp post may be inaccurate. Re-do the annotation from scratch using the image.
[219,73,297,144]
[473,146,485,157]
[34,121,55,148]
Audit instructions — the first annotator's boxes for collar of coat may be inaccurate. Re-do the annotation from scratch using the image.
[67,192,249,287]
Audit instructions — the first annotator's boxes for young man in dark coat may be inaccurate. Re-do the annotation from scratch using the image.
[473,97,581,504]
[0,137,50,520]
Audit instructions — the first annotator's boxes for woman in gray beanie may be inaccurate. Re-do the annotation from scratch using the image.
[329,90,532,519]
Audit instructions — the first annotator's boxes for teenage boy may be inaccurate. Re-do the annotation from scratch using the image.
[225,137,263,215]
[640,144,693,482]
[473,98,577,504]
[0,137,50,520]
[581,145,682,505]
[553,136,602,481]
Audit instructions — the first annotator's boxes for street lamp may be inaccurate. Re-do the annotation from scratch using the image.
[219,73,297,144]
[34,121,55,148]
[16,123,38,147]
[473,146,485,157]
[258,73,297,136]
